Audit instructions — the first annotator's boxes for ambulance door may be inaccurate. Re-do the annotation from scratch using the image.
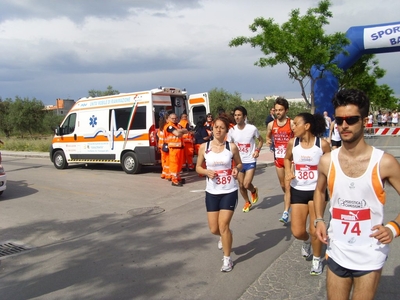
[187,93,210,126]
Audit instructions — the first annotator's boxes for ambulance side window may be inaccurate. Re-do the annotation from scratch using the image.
[192,106,207,125]
[112,106,146,130]
[61,113,76,134]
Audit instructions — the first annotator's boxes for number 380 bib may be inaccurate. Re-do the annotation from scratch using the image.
[331,207,372,246]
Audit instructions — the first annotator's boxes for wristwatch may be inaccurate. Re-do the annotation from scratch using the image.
[314,218,325,227]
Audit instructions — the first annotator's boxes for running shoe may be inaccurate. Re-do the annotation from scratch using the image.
[251,186,259,204]
[279,211,289,223]
[221,257,233,272]
[310,258,323,275]
[242,202,252,213]
[301,242,312,258]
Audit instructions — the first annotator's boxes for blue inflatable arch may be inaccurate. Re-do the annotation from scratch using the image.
[314,21,400,116]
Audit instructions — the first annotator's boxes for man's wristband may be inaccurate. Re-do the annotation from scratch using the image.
[314,218,325,228]
[255,148,261,152]
[385,220,400,238]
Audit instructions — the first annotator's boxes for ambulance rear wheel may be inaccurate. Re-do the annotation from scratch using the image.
[53,150,68,169]
[121,152,141,174]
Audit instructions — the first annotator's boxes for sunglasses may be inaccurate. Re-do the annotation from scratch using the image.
[335,116,361,126]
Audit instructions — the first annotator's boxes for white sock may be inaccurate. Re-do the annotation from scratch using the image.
[313,256,320,261]
[223,256,230,260]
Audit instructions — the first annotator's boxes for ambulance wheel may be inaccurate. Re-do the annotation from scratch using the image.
[53,150,68,169]
[121,152,141,174]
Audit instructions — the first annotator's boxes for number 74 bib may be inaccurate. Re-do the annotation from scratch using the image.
[331,207,372,246]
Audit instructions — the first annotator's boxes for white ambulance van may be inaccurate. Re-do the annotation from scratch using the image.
[50,87,209,174]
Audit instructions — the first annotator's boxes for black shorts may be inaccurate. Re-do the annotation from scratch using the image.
[331,140,341,147]
[205,190,238,212]
[290,187,314,204]
[290,186,329,205]
[327,257,372,278]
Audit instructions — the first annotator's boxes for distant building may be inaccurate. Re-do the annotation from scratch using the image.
[44,98,75,116]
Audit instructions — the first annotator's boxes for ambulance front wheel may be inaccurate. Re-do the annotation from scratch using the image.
[53,150,68,169]
[121,152,141,174]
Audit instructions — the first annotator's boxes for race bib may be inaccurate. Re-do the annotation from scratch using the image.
[237,143,250,153]
[275,145,286,158]
[331,207,372,246]
[214,169,233,186]
[295,164,317,181]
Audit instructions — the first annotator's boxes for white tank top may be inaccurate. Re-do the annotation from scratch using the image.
[227,124,260,164]
[290,137,323,191]
[326,147,388,270]
[331,122,341,142]
[204,142,238,194]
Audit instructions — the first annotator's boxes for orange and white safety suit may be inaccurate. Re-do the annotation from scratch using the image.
[179,119,194,170]
[165,122,185,184]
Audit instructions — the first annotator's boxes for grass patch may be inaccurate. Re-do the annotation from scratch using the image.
[0,136,52,152]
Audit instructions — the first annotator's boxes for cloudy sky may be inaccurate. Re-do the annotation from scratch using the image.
[1,0,400,105]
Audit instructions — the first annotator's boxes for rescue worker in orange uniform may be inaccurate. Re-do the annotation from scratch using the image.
[165,113,188,186]
[157,112,170,180]
[179,113,195,171]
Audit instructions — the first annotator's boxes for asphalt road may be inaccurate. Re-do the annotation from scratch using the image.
[0,136,399,300]
[0,150,293,299]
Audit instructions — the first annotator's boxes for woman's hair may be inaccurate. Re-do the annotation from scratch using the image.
[194,116,206,131]
[214,113,231,133]
[297,112,326,137]
[159,112,168,130]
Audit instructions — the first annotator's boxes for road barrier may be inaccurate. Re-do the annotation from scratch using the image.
[373,127,400,136]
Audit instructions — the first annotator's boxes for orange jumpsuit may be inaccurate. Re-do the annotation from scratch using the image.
[165,122,184,184]
[179,119,194,170]
[157,126,170,179]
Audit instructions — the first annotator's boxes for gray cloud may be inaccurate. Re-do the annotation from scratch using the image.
[0,0,202,22]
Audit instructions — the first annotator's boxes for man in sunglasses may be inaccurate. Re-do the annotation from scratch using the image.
[314,89,400,300]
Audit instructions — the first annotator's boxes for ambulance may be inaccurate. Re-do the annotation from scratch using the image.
[50,87,209,174]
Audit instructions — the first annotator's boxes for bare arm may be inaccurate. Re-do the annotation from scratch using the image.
[328,121,335,142]
[314,153,331,244]
[196,143,217,179]
[266,122,273,146]
[253,135,264,158]
[230,143,243,179]
[321,139,331,155]
[370,153,400,243]
[284,138,295,182]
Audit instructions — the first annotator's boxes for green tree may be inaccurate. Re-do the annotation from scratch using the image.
[369,84,398,111]
[229,0,349,113]
[338,54,386,94]
[88,85,119,97]
[10,97,45,137]
[0,98,14,137]
[42,112,64,134]
[338,55,398,111]
[208,88,243,117]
